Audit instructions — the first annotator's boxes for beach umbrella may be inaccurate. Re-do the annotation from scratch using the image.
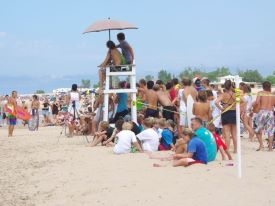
[83,18,138,40]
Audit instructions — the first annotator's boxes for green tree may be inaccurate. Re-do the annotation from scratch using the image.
[266,71,275,84]
[35,90,45,94]
[207,67,231,82]
[179,67,205,80]
[238,69,263,82]
[93,82,99,88]
[158,69,172,83]
[81,79,91,88]
[145,75,154,81]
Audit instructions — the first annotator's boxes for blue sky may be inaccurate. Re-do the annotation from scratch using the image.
[0,0,275,93]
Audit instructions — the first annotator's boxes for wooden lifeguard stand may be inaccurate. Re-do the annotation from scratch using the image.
[103,65,137,123]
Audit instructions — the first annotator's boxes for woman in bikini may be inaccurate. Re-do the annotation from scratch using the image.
[98,40,125,88]
[215,80,238,153]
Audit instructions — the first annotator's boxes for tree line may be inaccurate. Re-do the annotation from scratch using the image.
[145,67,275,84]
[77,68,275,90]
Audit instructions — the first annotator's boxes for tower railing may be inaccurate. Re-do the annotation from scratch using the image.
[102,64,137,123]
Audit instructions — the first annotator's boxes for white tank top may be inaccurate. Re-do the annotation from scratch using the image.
[70,92,80,102]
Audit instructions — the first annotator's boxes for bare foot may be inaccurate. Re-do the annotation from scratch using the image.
[148,153,154,159]
[153,163,162,167]
[256,147,264,151]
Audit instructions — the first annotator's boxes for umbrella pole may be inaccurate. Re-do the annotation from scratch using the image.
[109,29,111,40]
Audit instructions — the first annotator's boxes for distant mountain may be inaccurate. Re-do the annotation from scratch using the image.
[0,74,98,95]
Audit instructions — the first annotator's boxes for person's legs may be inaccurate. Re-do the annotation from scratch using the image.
[175,139,186,154]
[68,123,75,137]
[90,134,106,147]
[8,117,16,137]
[105,142,115,147]
[8,125,14,137]
[222,124,231,149]
[172,158,189,167]
[248,115,255,141]
[178,125,183,139]
[268,135,274,151]
[43,115,47,126]
[90,134,99,145]
[225,149,233,160]
[218,147,226,160]
[91,119,97,136]
[256,131,264,151]
[243,114,254,140]
[148,153,173,161]
[230,124,237,153]
[98,69,106,88]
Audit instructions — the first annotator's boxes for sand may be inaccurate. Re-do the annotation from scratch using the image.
[0,126,275,206]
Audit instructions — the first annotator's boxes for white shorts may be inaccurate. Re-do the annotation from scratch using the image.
[179,112,188,127]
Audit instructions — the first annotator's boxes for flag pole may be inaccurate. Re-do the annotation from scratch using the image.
[235,75,242,178]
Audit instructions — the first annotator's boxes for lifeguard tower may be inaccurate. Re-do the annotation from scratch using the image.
[102,64,137,123]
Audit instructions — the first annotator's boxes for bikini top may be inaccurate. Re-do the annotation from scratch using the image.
[221,91,235,108]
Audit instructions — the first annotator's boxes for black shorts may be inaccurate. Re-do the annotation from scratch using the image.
[162,106,176,121]
[221,110,236,125]
[113,109,128,122]
[145,108,159,118]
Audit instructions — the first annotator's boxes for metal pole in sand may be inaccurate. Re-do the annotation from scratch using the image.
[235,75,242,178]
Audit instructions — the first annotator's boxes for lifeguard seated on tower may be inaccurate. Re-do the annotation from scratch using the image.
[98,33,135,88]
[98,40,127,88]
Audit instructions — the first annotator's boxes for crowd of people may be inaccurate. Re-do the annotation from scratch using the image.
[83,77,274,166]
[1,77,274,166]
[1,31,274,167]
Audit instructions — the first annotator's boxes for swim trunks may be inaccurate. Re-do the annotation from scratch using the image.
[255,110,275,137]
[145,108,159,118]
[162,106,176,121]
[8,115,17,126]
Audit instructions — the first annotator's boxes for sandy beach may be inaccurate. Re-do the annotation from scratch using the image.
[0,126,274,206]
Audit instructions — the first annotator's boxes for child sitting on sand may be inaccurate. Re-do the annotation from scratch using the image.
[113,122,143,154]
[158,120,175,151]
[137,118,159,152]
[102,119,124,147]
[153,128,208,167]
[89,121,114,147]
[193,91,212,127]
[153,118,165,138]
[136,114,145,132]
[207,123,232,160]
